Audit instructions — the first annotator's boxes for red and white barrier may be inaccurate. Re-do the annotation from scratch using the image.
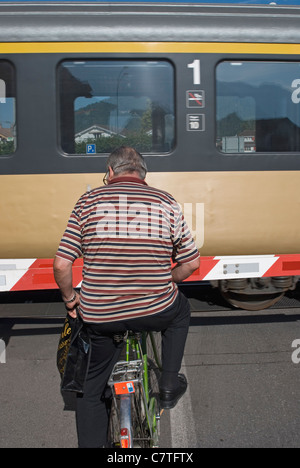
[1,254,300,292]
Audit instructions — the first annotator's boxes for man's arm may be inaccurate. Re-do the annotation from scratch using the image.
[53,256,80,318]
[171,257,200,284]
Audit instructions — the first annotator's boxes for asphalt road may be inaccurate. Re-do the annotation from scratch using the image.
[0,299,299,448]
[168,308,300,448]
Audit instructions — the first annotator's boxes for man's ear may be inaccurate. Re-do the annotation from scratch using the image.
[108,166,114,181]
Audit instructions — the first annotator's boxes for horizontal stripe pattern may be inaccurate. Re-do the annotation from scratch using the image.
[1,42,300,55]
[56,177,199,323]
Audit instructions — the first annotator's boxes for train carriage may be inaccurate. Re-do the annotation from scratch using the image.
[1,1,300,310]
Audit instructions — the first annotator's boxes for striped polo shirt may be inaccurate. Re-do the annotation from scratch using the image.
[55,176,200,323]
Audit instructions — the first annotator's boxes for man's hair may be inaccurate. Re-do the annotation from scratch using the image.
[107,146,147,180]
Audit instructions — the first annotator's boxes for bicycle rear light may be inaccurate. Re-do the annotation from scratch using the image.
[120,428,130,449]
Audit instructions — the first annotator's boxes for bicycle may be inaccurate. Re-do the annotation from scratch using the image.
[107,330,162,448]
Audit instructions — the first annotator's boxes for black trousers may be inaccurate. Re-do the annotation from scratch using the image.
[76,291,190,448]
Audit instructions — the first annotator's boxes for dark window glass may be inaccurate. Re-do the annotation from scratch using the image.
[0,61,16,155]
[58,60,175,155]
[216,61,300,153]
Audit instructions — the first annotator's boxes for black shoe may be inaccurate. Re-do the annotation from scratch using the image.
[159,374,188,410]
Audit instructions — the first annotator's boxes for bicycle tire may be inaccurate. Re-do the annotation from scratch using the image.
[107,393,121,447]
[147,331,162,371]
[127,333,161,448]
[131,382,150,447]
[145,331,162,447]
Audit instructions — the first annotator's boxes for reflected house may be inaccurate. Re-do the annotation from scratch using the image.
[75,124,124,143]
[239,130,256,152]
[0,125,13,143]
[221,130,256,153]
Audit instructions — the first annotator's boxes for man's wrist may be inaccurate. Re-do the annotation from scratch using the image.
[63,291,77,304]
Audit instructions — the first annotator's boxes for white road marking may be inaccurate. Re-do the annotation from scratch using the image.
[170,358,197,448]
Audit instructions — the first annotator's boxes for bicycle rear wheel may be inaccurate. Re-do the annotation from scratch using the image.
[108,395,121,447]
[144,331,162,447]
[108,332,162,448]
[146,331,162,371]
[129,332,162,448]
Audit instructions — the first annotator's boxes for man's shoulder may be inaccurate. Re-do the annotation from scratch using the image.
[72,186,106,213]
[143,184,177,205]
[77,185,108,201]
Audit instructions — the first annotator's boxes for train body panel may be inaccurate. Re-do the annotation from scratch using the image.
[1,170,300,258]
[0,2,300,307]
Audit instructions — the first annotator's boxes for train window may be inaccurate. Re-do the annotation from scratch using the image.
[58,60,175,155]
[0,61,16,155]
[216,61,300,153]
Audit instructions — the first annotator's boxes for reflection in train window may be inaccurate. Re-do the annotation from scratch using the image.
[0,61,16,155]
[216,61,300,153]
[58,60,175,155]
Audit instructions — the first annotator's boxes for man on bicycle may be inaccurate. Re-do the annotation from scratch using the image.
[54,146,200,448]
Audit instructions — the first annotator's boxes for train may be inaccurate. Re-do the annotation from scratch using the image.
[1,1,300,310]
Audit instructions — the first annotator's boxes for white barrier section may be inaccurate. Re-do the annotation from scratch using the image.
[0,339,6,363]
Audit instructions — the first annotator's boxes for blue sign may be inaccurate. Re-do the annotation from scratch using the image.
[86,144,96,154]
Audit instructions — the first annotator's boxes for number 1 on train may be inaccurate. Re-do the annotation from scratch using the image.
[188,60,201,85]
